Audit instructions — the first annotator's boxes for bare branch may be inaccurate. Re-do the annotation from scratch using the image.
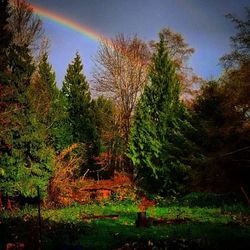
[92,34,150,144]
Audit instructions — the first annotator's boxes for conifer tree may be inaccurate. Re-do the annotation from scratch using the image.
[0,48,55,198]
[0,1,54,198]
[62,53,99,170]
[0,0,15,137]
[28,53,57,123]
[129,33,196,195]
[0,0,12,72]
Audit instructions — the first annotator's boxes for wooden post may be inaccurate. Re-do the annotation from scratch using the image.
[136,212,148,227]
[37,187,42,250]
[241,186,250,205]
[0,192,3,209]
[7,195,12,211]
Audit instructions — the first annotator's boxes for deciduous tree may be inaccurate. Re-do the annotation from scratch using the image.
[93,34,150,146]
[193,9,250,192]
[7,0,43,51]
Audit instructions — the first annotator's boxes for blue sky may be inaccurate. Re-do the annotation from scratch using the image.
[28,0,250,87]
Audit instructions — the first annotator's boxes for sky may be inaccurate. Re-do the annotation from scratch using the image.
[28,0,250,87]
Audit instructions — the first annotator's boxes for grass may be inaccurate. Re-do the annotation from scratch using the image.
[0,196,250,249]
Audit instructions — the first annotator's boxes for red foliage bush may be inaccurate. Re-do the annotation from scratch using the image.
[47,145,134,206]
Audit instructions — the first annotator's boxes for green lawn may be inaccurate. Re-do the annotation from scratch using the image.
[1,198,250,249]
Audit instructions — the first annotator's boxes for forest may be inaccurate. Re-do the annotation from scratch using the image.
[0,0,250,249]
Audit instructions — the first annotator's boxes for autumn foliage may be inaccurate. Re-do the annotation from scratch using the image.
[48,144,134,206]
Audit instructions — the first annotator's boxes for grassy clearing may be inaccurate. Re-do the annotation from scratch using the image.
[0,197,250,249]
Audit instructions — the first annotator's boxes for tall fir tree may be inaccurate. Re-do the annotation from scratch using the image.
[0,0,12,73]
[129,33,196,195]
[28,53,57,124]
[0,50,55,198]
[62,52,99,171]
[0,1,54,198]
[0,0,15,139]
[27,53,69,151]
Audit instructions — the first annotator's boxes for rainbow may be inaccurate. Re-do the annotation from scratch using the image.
[26,2,143,66]
[30,3,112,47]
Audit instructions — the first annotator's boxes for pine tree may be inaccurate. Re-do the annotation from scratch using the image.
[0,0,15,138]
[129,33,196,195]
[28,53,57,123]
[0,48,55,198]
[62,52,99,171]
[0,0,12,73]
[0,2,54,198]
[27,53,69,150]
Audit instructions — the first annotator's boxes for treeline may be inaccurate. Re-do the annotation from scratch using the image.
[0,0,249,200]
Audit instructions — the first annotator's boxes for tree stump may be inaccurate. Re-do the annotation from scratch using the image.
[136,212,148,227]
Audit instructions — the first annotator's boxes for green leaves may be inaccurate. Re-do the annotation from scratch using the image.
[129,33,195,195]
[0,11,55,198]
[61,53,100,172]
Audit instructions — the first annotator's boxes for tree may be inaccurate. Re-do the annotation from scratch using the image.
[62,53,98,171]
[0,0,54,198]
[7,0,43,51]
[220,8,250,69]
[0,45,55,198]
[129,33,196,195]
[150,27,200,101]
[193,78,250,192]
[219,9,250,186]
[0,0,16,138]
[192,9,250,192]
[93,34,150,146]
[92,96,117,152]
[219,8,250,129]
[92,96,123,176]
[27,52,70,153]
[50,93,74,152]
[28,53,57,123]
[0,0,12,70]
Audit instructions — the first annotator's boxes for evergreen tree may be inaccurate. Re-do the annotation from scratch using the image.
[50,92,74,152]
[0,46,55,198]
[0,0,15,139]
[92,96,116,152]
[0,0,12,73]
[28,53,57,124]
[0,1,54,198]
[62,53,99,170]
[27,53,70,152]
[129,34,196,195]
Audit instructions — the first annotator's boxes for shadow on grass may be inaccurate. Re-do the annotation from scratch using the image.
[1,213,250,250]
[0,216,91,250]
[94,219,250,250]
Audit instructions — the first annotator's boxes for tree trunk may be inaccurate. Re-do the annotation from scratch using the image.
[0,192,3,209]
[7,196,12,210]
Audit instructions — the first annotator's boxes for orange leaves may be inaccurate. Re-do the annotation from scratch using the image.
[58,143,78,160]
[48,143,82,205]
[138,196,156,212]
[49,159,133,206]
[94,151,111,166]
[47,143,135,206]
